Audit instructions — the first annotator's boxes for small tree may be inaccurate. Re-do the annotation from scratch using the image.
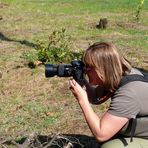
[135,0,145,21]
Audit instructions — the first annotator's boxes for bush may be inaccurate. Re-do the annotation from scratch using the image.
[22,28,83,68]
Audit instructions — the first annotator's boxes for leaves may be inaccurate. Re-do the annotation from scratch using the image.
[22,28,82,68]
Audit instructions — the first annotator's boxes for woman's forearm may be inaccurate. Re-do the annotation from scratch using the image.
[69,79,119,142]
[78,99,103,141]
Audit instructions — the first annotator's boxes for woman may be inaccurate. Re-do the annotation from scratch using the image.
[69,42,148,147]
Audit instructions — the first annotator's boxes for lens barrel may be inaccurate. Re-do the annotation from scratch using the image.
[45,64,73,77]
[45,64,58,77]
[45,60,84,86]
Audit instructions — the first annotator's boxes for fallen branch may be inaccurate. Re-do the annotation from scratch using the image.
[0,133,99,148]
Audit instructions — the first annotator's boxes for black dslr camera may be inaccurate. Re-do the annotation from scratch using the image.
[45,60,85,86]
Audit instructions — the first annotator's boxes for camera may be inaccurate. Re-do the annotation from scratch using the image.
[45,60,85,86]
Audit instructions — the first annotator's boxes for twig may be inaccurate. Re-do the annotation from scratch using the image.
[11,140,22,148]
[1,144,8,148]
[43,133,60,148]
[21,132,36,148]
[64,142,73,148]
[57,135,83,147]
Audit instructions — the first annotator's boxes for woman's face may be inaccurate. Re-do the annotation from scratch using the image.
[85,66,103,86]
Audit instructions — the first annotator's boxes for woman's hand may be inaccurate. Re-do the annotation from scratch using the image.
[69,79,88,103]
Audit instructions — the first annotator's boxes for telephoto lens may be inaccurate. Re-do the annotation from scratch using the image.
[45,64,58,77]
[45,64,72,77]
[45,60,85,86]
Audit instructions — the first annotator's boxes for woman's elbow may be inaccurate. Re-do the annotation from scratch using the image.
[95,135,111,143]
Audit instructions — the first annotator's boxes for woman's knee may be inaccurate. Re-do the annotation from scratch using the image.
[101,137,148,148]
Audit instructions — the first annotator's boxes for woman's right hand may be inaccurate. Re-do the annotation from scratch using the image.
[69,79,89,104]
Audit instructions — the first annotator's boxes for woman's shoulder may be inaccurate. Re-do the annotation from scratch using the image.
[130,67,144,75]
[117,67,148,95]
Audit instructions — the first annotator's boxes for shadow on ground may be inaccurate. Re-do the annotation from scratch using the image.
[0,32,36,48]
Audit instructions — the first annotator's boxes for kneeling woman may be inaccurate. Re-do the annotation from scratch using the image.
[69,42,148,148]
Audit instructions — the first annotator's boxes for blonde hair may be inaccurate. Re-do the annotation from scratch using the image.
[83,42,132,91]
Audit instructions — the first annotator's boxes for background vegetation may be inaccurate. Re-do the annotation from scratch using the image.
[0,0,148,146]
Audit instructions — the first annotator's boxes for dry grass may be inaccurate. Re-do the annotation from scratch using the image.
[0,0,148,147]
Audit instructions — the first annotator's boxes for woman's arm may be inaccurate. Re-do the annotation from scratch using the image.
[69,79,128,142]
[79,99,128,142]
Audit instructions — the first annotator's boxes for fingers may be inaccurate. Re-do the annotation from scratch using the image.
[69,78,77,91]
[70,78,76,86]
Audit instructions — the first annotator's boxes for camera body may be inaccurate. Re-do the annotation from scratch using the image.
[45,60,84,86]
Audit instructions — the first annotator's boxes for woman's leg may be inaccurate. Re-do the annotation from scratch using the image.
[101,137,148,148]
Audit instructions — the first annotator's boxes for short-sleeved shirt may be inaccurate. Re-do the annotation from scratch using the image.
[108,68,148,138]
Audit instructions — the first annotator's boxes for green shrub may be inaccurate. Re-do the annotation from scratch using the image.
[22,28,83,68]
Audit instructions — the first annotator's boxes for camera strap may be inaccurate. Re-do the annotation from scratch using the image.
[119,71,148,88]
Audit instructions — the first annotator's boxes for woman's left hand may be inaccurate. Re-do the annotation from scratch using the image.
[69,79,88,103]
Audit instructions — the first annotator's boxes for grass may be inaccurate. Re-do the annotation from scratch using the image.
[0,0,148,143]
